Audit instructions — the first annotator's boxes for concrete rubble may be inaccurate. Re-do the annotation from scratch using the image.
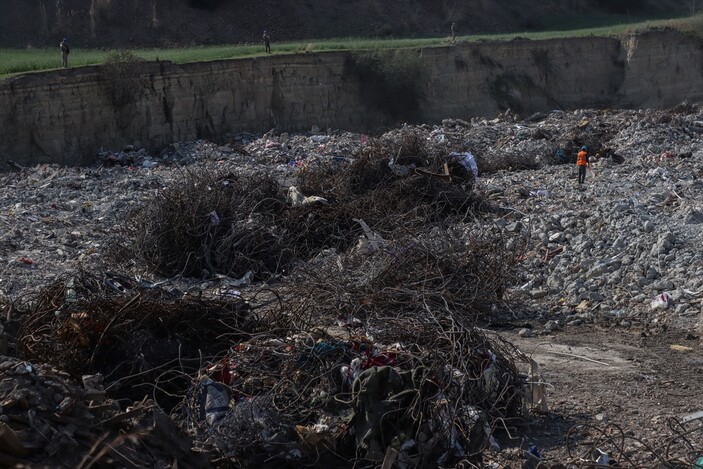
[3,105,703,333]
[1,103,703,466]
[0,357,209,467]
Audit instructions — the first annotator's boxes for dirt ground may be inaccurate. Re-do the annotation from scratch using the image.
[489,323,703,466]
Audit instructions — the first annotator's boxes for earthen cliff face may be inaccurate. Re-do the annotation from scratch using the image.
[1,31,701,166]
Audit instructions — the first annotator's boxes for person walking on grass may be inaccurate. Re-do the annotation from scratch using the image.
[577,145,589,184]
[263,30,271,54]
[60,38,70,68]
[450,22,456,43]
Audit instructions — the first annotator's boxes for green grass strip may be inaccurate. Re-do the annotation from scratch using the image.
[1,13,700,78]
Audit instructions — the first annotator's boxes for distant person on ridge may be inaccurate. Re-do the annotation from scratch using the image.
[263,30,271,54]
[450,22,456,43]
[60,38,70,68]
[577,145,589,184]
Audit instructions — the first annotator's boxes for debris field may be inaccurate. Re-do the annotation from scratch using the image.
[0,104,702,467]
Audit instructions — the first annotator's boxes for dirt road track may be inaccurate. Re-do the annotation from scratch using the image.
[495,326,703,465]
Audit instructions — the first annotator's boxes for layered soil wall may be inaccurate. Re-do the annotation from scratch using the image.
[1,31,701,166]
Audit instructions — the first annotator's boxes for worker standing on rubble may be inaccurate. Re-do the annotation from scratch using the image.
[576,145,589,184]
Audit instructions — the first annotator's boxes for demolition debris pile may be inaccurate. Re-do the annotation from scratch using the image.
[6,128,535,467]
[0,357,209,468]
[0,103,702,466]
[17,270,256,407]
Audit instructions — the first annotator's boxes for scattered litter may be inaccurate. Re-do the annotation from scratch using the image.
[286,186,329,206]
[593,448,610,465]
[447,151,479,179]
[682,410,703,423]
[2,103,703,467]
[651,292,674,310]
[529,189,549,197]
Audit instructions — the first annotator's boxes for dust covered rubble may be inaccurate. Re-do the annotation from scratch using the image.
[0,131,362,299]
[359,105,703,334]
[481,106,703,334]
[0,105,703,466]
[1,105,703,326]
[0,357,209,467]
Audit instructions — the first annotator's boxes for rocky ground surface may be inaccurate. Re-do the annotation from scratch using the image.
[1,104,703,467]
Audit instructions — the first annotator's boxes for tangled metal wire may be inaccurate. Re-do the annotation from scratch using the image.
[177,320,529,467]
[565,417,703,468]
[16,270,257,407]
[175,218,531,467]
[77,129,533,466]
[0,357,210,468]
[114,128,506,283]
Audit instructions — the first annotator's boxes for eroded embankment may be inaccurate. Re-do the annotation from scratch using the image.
[1,30,701,166]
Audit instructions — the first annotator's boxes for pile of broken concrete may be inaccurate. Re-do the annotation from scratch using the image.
[0,102,702,467]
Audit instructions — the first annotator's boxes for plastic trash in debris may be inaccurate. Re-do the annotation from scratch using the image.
[104,278,127,293]
[527,445,541,459]
[465,406,500,451]
[336,316,363,329]
[586,165,596,180]
[199,377,230,425]
[651,292,674,310]
[286,186,329,206]
[353,218,386,255]
[141,159,158,169]
[482,352,500,400]
[208,210,221,226]
[221,289,241,298]
[522,444,541,469]
[310,341,343,358]
[447,151,479,179]
[695,456,703,468]
[593,448,609,465]
[340,357,361,387]
[526,357,549,413]
[230,271,253,287]
[682,410,703,423]
[529,189,549,197]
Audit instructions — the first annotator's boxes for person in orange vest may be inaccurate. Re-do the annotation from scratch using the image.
[576,145,589,184]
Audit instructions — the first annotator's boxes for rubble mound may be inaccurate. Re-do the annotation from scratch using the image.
[16,270,256,408]
[178,325,527,467]
[1,103,703,467]
[0,357,209,467]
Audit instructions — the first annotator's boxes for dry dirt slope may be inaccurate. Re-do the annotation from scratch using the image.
[0,0,693,48]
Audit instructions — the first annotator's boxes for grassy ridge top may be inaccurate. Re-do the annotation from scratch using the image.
[1,14,701,78]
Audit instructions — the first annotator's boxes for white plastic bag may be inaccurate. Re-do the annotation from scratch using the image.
[650,292,673,310]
